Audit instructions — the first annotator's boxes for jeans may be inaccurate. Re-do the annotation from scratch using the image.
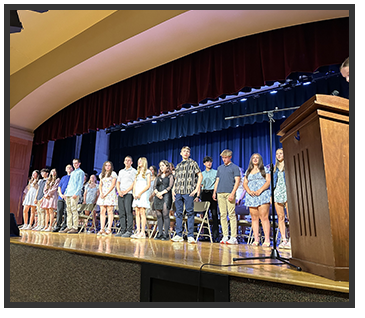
[55,199,67,229]
[174,194,195,238]
[118,193,133,233]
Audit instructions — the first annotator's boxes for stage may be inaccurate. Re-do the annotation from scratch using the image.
[9,230,350,304]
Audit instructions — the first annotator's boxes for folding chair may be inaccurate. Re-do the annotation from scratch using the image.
[193,201,212,242]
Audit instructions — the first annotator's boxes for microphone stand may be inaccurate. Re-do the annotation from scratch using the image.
[226,107,301,271]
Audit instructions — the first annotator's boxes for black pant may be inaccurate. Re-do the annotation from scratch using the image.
[55,199,67,229]
[201,190,219,239]
[118,194,133,233]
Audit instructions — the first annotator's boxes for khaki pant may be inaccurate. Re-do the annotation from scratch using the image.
[36,200,45,228]
[217,193,237,238]
[65,196,79,230]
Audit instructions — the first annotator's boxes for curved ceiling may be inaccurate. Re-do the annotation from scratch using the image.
[10,9,349,133]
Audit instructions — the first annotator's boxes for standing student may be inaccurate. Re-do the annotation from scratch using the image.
[60,159,85,234]
[20,170,40,230]
[201,156,219,242]
[273,148,290,249]
[53,165,73,232]
[115,156,137,238]
[41,169,60,231]
[33,168,49,230]
[243,153,271,246]
[96,161,118,236]
[153,160,174,240]
[83,174,99,233]
[131,157,152,239]
[213,150,241,245]
[171,146,203,244]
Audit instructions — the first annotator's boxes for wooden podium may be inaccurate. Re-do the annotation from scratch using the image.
[277,95,349,281]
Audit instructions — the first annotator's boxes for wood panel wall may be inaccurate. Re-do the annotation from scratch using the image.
[10,127,34,224]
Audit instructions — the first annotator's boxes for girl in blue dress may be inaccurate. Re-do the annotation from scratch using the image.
[243,153,271,246]
[131,157,151,239]
[273,148,290,249]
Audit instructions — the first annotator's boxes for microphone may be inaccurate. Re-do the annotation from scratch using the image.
[331,90,339,96]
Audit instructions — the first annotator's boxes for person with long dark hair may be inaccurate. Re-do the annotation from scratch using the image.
[153,160,174,240]
[96,161,118,236]
[243,153,271,246]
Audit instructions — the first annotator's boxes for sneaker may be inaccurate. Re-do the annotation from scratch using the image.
[220,236,229,244]
[187,236,196,244]
[115,231,125,237]
[121,231,132,238]
[226,237,238,245]
[154,233,163,240]
[278,241,288,249]
[171,235,184,242]
[284,241,291,249]
[67,228,78,234]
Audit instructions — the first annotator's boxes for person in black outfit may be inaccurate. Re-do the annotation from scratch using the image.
[153,160,175,240]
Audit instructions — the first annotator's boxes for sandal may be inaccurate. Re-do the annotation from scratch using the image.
[262,242,271,247]
[137,232,146,239]
[97,229,105,236]
[103,229,112,236]
[251,241,260,246]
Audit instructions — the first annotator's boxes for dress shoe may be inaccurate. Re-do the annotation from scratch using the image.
[53,227,61,232]
[59,228,71,233]
[67,228,78,234]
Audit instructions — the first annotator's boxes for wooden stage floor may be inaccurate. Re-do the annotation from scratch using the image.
[10,229,349,295]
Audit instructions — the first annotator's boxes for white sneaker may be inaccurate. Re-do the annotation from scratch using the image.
[278,241,288,249]
[226,237,238,245]
[220,236,229,244]
[171,235,184,242]
[284,241,291,249]
[187,236,196,244]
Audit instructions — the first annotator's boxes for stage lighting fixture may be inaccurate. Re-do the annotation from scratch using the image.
[240,98,247,102]
[270,90,278,94]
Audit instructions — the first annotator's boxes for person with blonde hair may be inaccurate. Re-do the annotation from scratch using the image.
[243,153,271,246]
[20,170,40,230]
[131,157,152,239]
[273,148,290,249]
[213,149,241,244]
[96,161,118,236]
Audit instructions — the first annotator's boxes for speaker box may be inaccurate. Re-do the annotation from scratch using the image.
[10,213,20,237]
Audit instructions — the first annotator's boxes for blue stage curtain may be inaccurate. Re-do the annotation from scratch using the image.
[110,73,348,149]
[109,118,286,172]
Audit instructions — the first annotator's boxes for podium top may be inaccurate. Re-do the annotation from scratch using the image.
[278,94,349,136]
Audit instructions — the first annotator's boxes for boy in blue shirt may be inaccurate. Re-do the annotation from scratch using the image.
[213,149,241,244]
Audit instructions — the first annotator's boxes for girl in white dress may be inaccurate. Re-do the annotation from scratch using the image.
[20,170,40,230]
[131,157,151,239]
[96,161,118,236]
